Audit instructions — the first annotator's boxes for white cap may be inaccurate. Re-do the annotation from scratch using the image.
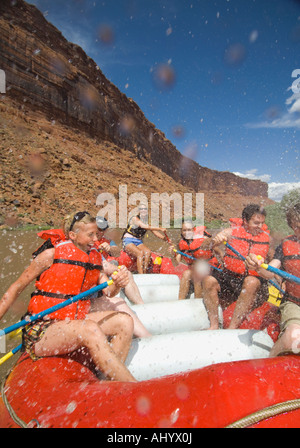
[96,216,109,230]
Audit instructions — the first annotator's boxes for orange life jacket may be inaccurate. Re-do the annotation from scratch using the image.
[37,228,66,245]
[28,240,102,320]
[32,229,67,259]
[282,235,300,304]
[178,227,218,267]
[224,218,270,276]
[193,226,211,238]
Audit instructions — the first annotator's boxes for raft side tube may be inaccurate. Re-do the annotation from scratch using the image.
[125,329,274,381]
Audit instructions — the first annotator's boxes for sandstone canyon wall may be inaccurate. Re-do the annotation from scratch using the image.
[0,0,271,228]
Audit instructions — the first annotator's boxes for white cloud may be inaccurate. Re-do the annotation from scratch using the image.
[288,96,300,114]
[268,182,300,202]
[246,115,300,129]
[233,169,271,183]
[246,78,300,129]
[233,170,300,202]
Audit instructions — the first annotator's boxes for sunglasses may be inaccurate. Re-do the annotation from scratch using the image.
[69,211,90,231]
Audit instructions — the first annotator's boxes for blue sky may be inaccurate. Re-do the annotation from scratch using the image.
[27,0,300,200]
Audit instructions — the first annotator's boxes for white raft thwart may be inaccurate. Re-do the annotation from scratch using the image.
[128,284,181,303]
[126,330,274,381]
[130,299,223,334]
[132,274,180,287]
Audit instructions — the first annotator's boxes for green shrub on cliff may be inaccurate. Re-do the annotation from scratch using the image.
[265,188,300,235]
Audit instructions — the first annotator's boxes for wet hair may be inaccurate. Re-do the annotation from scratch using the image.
[286,202,300,228]
[181,219,194,229]
[63,211,96,237]
[242,204,266,222]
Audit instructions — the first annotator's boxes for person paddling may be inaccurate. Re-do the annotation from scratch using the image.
[170,220,222,301]
[122,204,167,274]
[202,204,271,330]
[35,217,151,338]
[246,203,300,357]
[0,212,136,382]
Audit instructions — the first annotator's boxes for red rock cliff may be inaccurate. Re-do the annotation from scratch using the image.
[0,0,268,200]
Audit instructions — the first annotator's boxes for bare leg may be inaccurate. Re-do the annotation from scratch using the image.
[179,269,192,300]
[138,244,151,273]
[269,323,300,357]
[202,275,220,330]
[87,311,134,362]
[34,314,136,382]
[91,295,152,338]
[124,271,144,304]
[110,298,152,338]
[124,244,144,274]
[193,280,203,299]
[228,276,261,329]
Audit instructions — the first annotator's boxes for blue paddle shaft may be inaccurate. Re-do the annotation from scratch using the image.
[225,242,246,261]
[175,249,195,260]
[0,281,111,338]
[261,263,300,285]
[12,344,22,355]
[175,249,222,272]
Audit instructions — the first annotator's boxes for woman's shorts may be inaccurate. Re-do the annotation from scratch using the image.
[122,237,143,249]
[22,319,53,361]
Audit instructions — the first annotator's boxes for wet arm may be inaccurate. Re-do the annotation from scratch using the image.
[0,249,54,320]
[151,229,167,240]
[133,217,165,233]
[211,227,232,247]
[213,246,224,265]
[108,244,121,257]
[99,266,129,298]
[173,251,182,265]
[246,254,282,280]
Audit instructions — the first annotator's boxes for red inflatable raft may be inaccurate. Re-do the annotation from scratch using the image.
[0,352,299,428]
[0,270,298,428]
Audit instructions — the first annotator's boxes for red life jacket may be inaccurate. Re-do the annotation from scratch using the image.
[224,218,270,276]
[28,241,102,320]
[282,235,300,304]
[178,227,218,267]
